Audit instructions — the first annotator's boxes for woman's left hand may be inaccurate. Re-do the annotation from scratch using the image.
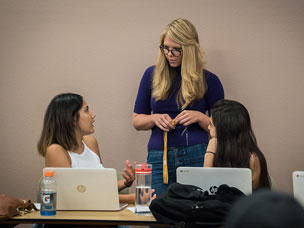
[175,110,203,126]
[121,160,136,187]
[207,137,217,153]
[151,189,157,201]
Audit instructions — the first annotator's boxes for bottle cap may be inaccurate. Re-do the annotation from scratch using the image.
[44,170,54,177]
[135,163,152,174]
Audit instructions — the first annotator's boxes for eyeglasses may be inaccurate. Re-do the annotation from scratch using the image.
[160,45,182,57]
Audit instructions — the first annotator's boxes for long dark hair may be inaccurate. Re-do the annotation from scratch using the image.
[211,99,270,189]
[37,93,83,157]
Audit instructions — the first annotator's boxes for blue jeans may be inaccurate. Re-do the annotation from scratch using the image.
[147,143,207,197]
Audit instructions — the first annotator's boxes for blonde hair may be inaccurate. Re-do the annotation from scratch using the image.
[152,18,207,110]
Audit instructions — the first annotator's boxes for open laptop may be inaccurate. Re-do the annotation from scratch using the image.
[177,167,252,195]
[42,167,128,211]
[293,171,304,207]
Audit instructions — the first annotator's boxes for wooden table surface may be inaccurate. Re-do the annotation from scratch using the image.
[0,206,176,227]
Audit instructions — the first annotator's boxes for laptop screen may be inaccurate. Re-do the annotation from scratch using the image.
[42,167,127,211]
[176,167,252,195]
[293,171,304,207]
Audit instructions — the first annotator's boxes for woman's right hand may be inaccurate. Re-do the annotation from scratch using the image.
[121,160,136,188]
[152,114,175,132]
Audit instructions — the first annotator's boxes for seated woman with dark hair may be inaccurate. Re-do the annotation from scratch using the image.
[204,99,271,189]
[37,93,136,203]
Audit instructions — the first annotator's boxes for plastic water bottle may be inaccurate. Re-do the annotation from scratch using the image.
[135,163,152,213]
[40,170,57,216]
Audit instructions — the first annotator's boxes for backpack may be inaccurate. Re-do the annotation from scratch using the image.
[149,183,246,227]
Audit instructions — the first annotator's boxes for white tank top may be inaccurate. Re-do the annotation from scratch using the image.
[68,141,104,168]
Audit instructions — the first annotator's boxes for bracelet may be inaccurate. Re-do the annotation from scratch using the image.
[124,181,132,188]
[206,151,216,156]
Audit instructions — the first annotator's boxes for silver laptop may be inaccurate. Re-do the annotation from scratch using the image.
[177,167,252,195]
[42,167,128,211]
[293,171,304,207]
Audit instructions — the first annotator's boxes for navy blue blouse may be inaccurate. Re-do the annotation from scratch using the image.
[134,65,224,150]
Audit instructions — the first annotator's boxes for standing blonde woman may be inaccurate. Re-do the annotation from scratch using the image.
[133,18,224,196]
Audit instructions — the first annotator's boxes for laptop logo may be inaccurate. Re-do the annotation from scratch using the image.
[77,185,86,193]
[179,170,189,173]
[209,186,218,194]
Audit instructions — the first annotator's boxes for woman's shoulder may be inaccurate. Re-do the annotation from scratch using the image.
[83,135,98,146]
[249,153,260,168]
[138,66,155,86]
[83,135,100,156]
[203,69,220,82]
[142,65,155,79]
[203,69,224,98]
[145,65,155,73]
[45,143,71,167]
[46,143,67,154]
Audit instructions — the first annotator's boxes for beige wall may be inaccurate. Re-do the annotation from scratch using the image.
[1,0,303,206]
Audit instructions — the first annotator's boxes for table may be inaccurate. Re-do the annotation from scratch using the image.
[0,207,176,227]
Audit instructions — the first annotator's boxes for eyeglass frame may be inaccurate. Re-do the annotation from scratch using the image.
[159,45,183,57]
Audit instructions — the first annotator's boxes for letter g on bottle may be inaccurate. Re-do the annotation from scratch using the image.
[43,195,51,204]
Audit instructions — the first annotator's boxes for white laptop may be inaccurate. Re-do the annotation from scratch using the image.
[42,167,128,211]
[177,167,252,195]
[293,171,304,207]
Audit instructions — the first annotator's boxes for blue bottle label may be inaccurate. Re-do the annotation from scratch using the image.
[40,191,57,216]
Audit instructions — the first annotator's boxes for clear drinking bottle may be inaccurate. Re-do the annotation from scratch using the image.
[135,163,152,213]
[40,170,57,216]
